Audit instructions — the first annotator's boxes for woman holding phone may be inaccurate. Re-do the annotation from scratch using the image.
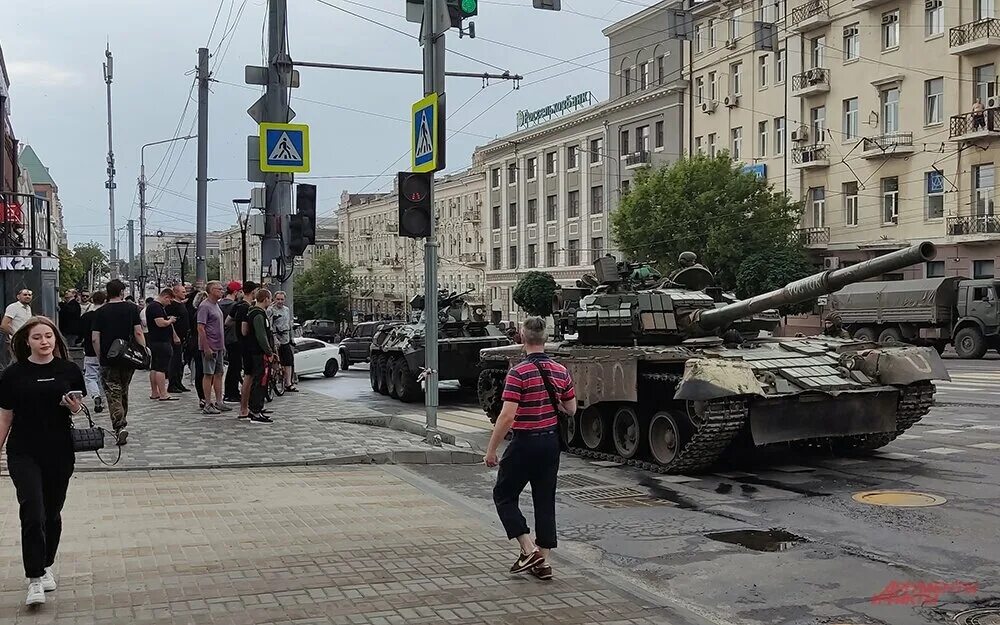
[0,316,84,607]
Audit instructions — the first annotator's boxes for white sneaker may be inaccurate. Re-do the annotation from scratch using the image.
[41,568,56,592]
[25,580,45,606]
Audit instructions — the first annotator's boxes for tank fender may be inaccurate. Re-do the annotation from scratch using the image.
[855,345,951,385]
[674,358,765,401]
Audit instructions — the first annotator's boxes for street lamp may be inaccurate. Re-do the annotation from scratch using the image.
[232,199,251,283]
[139,135,197,288]
[153,261,165,291]
[175,240,191,285]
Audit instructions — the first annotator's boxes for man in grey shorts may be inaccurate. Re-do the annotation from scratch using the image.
[196,281,230,415]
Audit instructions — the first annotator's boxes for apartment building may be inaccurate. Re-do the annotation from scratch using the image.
[473,1,686,320]
[337,169,487,320]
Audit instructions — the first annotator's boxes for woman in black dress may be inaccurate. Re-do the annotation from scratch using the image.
[0,316,84,607]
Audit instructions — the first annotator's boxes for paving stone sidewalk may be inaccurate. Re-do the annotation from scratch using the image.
[0,466,677,625]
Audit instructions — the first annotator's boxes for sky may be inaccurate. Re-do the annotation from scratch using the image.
[3,0,654,251]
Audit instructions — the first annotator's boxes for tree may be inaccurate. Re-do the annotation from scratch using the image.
[735,247,816,315]
[513,271,558,317]
[611,154,806,294]
[294,250,357,322]
[72,242,109,289]
[206,256,221,281]
[58,246,83,295]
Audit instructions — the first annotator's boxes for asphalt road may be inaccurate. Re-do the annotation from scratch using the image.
[302,357,1000,625]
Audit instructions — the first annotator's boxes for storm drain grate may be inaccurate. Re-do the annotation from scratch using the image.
[559,473,613,490]
[955,608,1000,625]
[589,495,674,509]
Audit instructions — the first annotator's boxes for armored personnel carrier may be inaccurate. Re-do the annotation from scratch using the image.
[370,289,511,402]
[477,242,950,473]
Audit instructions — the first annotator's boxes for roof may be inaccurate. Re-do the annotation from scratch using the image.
[602,0,678,37]
[19,145,56,186]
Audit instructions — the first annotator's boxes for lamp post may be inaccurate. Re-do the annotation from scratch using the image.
[175,240,191,285]
[139,135,197,287]
[153,261,165,292]
[232,199,251,283]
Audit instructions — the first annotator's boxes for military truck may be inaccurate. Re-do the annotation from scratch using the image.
[827,276,1000,358]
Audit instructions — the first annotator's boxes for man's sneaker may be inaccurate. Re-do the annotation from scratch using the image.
[202,404,221,415]
[261,408,274,415]
[40,568,57,592]
[249,413,273,424]
[223,396,241,403]
[530,561,553,581]
[178,385,191,392]
[510,550,543,574]
[237,413,249,419]
[215,402,233,412]
[93,397,104,414]
[167,386,184,394]
[115,429,129,446]
[25,580,45,606]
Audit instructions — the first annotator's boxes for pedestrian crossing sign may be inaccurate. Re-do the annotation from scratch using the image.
[259,122,310,173]
[412,93,439,173]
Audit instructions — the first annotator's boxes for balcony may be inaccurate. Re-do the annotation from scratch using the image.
[359,228,372,238]
[861,132,915,158]
[947,215,1000,236]
[463,209,481,223]
[384,222,397,233]
[790,0,831,32]
[852,0,892,8]
[796,227,830,247]
[624,151,651,167]
[792,144,830,169]
[950,109,1000,142]
[355,259,370,268]
[950,18,1000,55]
[460,252,486,266]
[791,68,830,97]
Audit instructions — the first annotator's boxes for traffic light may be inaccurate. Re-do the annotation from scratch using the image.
[447,0,477,28]
[288,214,308,256]
[397,172,433,239]
[296,183,316,244]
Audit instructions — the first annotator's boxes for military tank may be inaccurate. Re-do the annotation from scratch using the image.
[477,242,950,473]
[370,289,511,402]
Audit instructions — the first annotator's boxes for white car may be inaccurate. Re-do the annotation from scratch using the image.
[292,337,341,378]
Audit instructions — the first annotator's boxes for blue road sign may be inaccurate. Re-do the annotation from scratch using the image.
[412,94,439,173]
[259,123,310,173]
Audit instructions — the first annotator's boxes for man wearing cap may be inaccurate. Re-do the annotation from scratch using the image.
[221,281,244,403]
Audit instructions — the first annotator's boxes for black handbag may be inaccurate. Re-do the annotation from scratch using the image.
[70,406,105,453]
[531,361,571,452]
[107,338,150,369]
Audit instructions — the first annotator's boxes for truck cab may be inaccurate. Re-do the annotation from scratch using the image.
[954,279,1000,357]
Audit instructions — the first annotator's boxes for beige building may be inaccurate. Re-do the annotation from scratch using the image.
[146,230,221,285]
[337,169,487,319]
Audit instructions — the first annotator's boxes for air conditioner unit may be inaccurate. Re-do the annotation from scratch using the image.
[725,39,738,49]
[724,95,740,107]
[791,127,809,142]
[823,256,840,270]
[924,0,941,9]
[988,95,1000,109]
[701,100,718,113]
[881,13,895,25]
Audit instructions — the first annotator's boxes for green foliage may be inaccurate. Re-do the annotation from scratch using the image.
[513,271,558,317]
[610,154,806,292]
[72,242,108,277]
[58,246,83,295]
[736,247,816,315]
[294,250,357,322]
[206,256,221,281]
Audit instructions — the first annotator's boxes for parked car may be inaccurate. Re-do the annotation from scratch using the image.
[292,337,341,378]
[301,319,339,342]
[339,320,401,369]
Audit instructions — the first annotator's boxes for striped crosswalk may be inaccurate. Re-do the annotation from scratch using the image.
[934,370,1000,404]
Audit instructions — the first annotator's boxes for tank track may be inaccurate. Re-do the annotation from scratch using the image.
[566,373,749,474]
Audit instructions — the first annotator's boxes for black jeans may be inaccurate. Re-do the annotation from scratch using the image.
[224,342,242,399]
[492,429,560,549]
[7,453,74,578]
[248,354,269,414]
[168,342,185,388]
[190,349,205,401]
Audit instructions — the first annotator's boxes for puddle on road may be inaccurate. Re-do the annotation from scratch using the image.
[704,528,809,552]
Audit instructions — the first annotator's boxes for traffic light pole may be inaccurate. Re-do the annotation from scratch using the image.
[422,0,446,445]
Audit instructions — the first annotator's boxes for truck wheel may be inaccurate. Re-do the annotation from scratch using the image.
[852,327,877,342]
[394,359,422,403]
[340,350,351,370]
[955,327,988,359]
[369,354,380,391]
[386,358,400,398]
[878,327,903,345]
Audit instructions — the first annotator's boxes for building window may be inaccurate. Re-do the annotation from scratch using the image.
[491,168,501,189]
[926,171,945,219]
[695,136,704,154]
[568,145,579,170]
[708,133,717,158]
[527,198,538,224]
[624,67,632,95]
[568,190,580,218]
[640,62,650,90]
[810,35,825,69]
[696,77,705,103]
[637,125,650,153]
[730,8,742,40]
[708,71,718,101]
[810,105,826,142]
[591,186,604,214]
[758,120,768,157]
[508,202,517,227]
[731,62,743,95]
[695,22,704,54]
[492,247,501,270]
[775,117,785,155]
[590,137,603,164]
[491,205,501,229]
[591,237,604,261]
[974,164,995,218]
[508,245,517,270]
[882,176,899,224]
[526,157,537,180]
[657,55,666,83]
[708,18,716,48]
[758,55,768,88]
[620,129,629,156]
[775,49,786,84]
[545,151,557,176]
[975,64,996,104]
[926,260,945,278]
[527,244,537,268]
[974,260,995,279]
[621,179,631,196]
[731,127,743,160]
[844,181,859,226]
[843,23,859,61]
[655,121,664,149]
[925,0,943,36]
[810,187,826,227]
[925,78,943,125]
[567,239,580,266]
[546,242,557,267]
[843,98,858,140]
[881,87,900,133]
[507,163,517,184]
[882,9,899,50]
[975,0,995,20]
[546,194,558,221]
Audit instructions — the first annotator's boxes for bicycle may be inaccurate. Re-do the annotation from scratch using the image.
[265,357,286,402]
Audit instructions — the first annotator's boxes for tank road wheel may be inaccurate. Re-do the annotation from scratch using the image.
[386,358,401,399]
[369,354,381,392]
[878,327,903,345]
[612,406,645,459]
[954,326,987,359]
[477,369,505,424]
[580,405,611,451]
[648,411,691,467]
[394,359,422,403]
[560,410,579,448]
[852,327,877,342]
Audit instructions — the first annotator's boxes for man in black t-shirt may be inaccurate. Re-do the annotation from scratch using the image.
[232,281,258,413]
[92,279,145,445]
[167,284,191,393]
[58,290,82,346]
[146,288,179,402]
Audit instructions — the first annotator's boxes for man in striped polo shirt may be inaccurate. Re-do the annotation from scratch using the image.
[485,316,576,580]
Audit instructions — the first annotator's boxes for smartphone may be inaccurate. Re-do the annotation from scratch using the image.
[65,390,85,400]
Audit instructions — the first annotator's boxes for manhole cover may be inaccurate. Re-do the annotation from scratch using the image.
[566,486,645,503]
[955,608,1000,625]
[852,490,947,507]
[559,473,612,490]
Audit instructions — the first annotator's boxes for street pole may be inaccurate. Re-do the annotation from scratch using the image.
[241,220,248,284]
[127,219,135,295]
[195,47,210,287]
[422,0,446,445]
[103,46,119,278]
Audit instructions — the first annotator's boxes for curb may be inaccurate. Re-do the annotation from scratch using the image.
[317,414,460,446]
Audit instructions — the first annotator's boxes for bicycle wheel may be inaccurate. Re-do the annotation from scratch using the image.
[273,364,286,396]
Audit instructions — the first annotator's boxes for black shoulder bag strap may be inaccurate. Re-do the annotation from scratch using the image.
[531,360,570,451]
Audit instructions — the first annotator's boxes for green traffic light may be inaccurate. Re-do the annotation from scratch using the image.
[461,0,477,15]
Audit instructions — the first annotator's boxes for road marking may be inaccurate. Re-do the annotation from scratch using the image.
[878,452,918,460]
[897,433,922,440]
[922,447,965,455]
[969,424,1000,431]
[967,442,1000,450]
[924,428,964,435]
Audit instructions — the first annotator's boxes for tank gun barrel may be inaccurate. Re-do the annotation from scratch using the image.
[694,241,937,331]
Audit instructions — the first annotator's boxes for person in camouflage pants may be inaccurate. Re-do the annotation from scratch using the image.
[100,367,135,433]
[91,279,144,446]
